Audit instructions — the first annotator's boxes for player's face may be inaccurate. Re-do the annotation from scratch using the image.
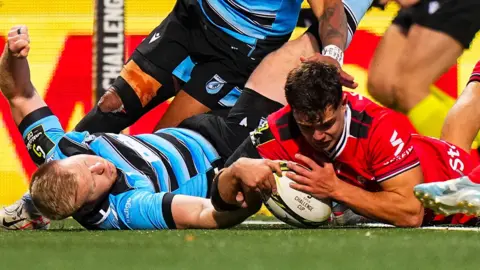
[293,98,347,152]
[57,155,118,208]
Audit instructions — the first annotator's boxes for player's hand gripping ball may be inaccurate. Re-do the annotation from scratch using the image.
[262,161,332,228]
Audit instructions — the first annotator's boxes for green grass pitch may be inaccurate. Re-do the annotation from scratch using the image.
[1,218,479,270]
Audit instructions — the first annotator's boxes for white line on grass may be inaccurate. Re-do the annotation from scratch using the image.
[242,220,480,231]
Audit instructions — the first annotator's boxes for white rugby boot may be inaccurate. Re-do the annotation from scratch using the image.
[414,176,480,217]
[0,193,50,230]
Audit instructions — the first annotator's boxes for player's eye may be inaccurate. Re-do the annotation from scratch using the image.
[298,124,313,131]
[321,121,335,130]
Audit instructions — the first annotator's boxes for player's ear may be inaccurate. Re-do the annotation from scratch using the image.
[88,162,105,175]
[339,95,347,113]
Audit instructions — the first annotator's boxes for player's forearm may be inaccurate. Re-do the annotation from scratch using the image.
[441,82,480,152]
[316,0,347,51]
[177,199,258,229]
[0,44,35,100]
[200,202,258,229]
[331,181,423,227]
[0,44,47,125]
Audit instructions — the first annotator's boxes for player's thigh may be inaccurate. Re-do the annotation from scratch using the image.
[396,25,463,92]
[245,33,319,105]
[367,16,409,102]
[156,62,246,129]
[154,90,211,130]
[184,61,248,110]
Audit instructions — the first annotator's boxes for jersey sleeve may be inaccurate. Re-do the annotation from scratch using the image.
[18,107,65,166]
[115,190,177,230]
[225,121,291,166]
[368,112,421,183]
[250,121,292,160]
[469,60,480,84]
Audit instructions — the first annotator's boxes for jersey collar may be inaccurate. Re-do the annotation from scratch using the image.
[325,105,351,160]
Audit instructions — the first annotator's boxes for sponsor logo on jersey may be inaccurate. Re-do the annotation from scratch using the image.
[205,74,227,94]
[25,125,55,166]
[383,145,414,166]
[149,32,161,44]
[124,197,132,224]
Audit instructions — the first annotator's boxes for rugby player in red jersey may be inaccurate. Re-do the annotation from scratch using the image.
[211,61,478,227]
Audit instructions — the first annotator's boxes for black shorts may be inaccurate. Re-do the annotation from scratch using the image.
[392,0,480,48]
[113,0,277,115]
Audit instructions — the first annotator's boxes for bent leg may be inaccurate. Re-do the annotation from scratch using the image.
[394,25,462,138]
[76,6,190,133]
[367,24,408,107]
[442,63,480,152]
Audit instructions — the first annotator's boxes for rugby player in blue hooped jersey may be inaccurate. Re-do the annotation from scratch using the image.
[0,26,261,230]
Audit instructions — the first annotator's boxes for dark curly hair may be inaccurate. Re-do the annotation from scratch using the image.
[285,61,342,122]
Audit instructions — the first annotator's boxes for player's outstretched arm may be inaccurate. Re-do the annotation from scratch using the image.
[0,25,47,125]
[329,166,424,227]
[122,190,261,230]
[441,63,480,152]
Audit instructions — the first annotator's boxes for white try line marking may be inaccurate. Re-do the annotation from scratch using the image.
[242,220,480,231]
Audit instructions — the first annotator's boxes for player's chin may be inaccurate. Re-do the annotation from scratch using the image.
[312,141,333,152]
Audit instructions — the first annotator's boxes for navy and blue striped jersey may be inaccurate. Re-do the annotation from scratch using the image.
[199,0,304,46]
[198,0,373,48]
[20,107,221,230]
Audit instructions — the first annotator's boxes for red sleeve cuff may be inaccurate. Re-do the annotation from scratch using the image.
[469,61,480,84]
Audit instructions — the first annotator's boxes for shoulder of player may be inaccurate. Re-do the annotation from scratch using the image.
[345,92,390,125]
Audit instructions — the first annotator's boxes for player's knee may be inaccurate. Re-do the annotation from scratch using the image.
[367,72,396,107]
[98,88,124,113]
[392,77,419,113]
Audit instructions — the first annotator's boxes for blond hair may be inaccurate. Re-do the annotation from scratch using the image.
[29,160,79,220]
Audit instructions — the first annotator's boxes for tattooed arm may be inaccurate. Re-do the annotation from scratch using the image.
[308,0,347,51]
[303,0,357,88]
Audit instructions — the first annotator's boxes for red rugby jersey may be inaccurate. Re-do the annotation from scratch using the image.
[254,92,421,191]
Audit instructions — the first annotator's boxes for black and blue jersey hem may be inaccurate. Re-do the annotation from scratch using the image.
[18,106,54,135]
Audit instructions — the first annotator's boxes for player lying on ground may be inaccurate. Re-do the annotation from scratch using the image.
[213,61,480,227]
[74,0,354,133]
[367,0,480,140]
[0,26,261,230]
[414,60,480,219]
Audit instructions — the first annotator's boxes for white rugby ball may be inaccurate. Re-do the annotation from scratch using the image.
[262,164,332,228]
